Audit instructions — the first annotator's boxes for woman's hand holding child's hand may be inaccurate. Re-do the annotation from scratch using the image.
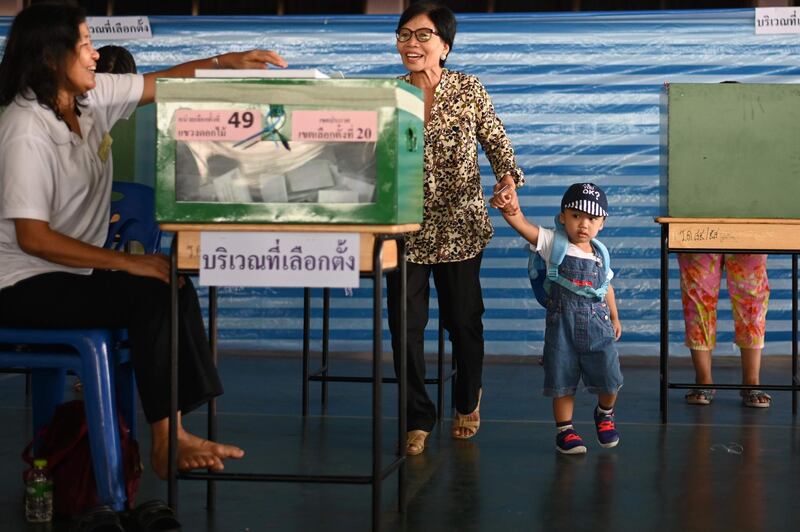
[492,175,519,215]
[490,186,508,210]
[491,190,516,215]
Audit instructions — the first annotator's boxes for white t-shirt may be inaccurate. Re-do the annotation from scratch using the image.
[0,73,144,289]
[532,227,614,282]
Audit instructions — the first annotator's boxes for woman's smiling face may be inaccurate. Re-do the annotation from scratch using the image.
[62,22,99,96]
[396,14,449,73]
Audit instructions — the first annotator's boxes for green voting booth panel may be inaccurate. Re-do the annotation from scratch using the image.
[155,78,424,224]
[661,83,800,218]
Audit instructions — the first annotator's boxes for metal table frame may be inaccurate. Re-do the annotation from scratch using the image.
[163,226,413,531]
[302,290,456,420]
[657,217,800,423]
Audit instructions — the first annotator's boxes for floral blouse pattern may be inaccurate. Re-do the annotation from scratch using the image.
[678,253,769,350]
[399,69,524,264]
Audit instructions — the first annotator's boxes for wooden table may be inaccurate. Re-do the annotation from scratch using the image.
[161,222,419,531]
[655,217,800,423]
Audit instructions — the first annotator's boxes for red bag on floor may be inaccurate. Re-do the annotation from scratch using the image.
[22,400,143,518]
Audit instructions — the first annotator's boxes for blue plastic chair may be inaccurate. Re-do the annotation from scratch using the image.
[0,181,160,512]
[104,181,162,253]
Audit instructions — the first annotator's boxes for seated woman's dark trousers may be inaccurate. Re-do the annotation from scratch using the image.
[0,270,222,423]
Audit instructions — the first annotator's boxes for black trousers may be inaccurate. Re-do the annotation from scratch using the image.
[387,253,485,432]
[0,270,222,423]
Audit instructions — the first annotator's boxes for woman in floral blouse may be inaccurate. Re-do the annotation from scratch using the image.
[387,2,524,456]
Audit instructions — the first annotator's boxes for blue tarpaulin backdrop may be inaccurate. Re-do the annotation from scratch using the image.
[2,9,798,356]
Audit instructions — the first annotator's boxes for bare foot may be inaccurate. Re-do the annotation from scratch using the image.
[181,431,245,462]
[151,433,245,480]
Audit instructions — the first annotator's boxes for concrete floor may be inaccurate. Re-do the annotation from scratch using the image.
[1,354,799,531]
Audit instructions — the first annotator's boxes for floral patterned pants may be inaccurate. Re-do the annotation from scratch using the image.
[677,253,769,350]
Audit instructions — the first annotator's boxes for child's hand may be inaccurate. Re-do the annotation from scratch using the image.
[490,188,510,209]
[491,182,518,215]
[612,318,622,340]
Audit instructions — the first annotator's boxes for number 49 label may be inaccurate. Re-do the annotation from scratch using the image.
[175,109,262,142]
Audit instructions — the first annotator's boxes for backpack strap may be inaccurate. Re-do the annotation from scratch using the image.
[549,274,606,301]
[591,237,611,299]
[545,217,569,283]
[545,216,612,301]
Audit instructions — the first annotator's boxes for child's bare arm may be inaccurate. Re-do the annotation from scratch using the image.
[606,284,622,340]
[499,203,540,246]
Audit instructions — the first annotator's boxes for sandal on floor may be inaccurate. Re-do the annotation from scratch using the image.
[406,430,430,456]
[741,389,772,409]
[70,505,124,532]
[685,389,715,405]
[452,389,482,440]
[131,499,182,531]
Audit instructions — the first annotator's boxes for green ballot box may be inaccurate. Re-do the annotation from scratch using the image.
[660,83,800,218]
[155,78,424,224]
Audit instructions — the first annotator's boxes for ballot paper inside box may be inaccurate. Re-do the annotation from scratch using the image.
[155,78,424,225]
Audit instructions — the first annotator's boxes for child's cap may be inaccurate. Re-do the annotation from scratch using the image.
[561,182,608,217]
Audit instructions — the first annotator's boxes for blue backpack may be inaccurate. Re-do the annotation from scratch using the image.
[527,215,611,307]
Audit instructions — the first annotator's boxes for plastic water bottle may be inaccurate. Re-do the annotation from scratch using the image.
[25,458,53,523]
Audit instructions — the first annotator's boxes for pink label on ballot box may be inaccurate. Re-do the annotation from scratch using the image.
[291,110,378,142]
[174,109,262,142]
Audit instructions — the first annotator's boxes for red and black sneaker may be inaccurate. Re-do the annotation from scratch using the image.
[594,408,620,448]
[556,427,587,455]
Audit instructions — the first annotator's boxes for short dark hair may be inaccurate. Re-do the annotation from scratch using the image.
[0,2,87,118]
[96,45,137,74]
[397,2,456,67]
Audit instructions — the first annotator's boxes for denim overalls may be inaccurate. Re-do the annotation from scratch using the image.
[542,248,623,397]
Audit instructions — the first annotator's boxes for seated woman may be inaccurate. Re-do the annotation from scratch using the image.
[0,3,287,478]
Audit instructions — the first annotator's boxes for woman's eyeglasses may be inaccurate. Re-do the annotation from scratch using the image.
[395,27,439,43]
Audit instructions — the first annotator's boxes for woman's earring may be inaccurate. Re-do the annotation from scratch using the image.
[440,54,447,61]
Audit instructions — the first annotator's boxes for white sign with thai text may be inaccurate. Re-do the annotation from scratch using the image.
[755,7,800,35]
[199,232,360,288]
[87,16,153,40]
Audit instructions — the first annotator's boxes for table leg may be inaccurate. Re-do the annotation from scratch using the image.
[168,239,179,510]
[207,286,218,509]
[397,237,407,513]
[793,254,798,416]
[372,238,384,532]
[322,288,330,414]
[302,288,311,416]
[437,320,445,421]
[660,224,669,424]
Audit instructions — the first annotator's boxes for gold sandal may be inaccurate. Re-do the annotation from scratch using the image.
[406,430,430,456]
[452,389,482,440]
